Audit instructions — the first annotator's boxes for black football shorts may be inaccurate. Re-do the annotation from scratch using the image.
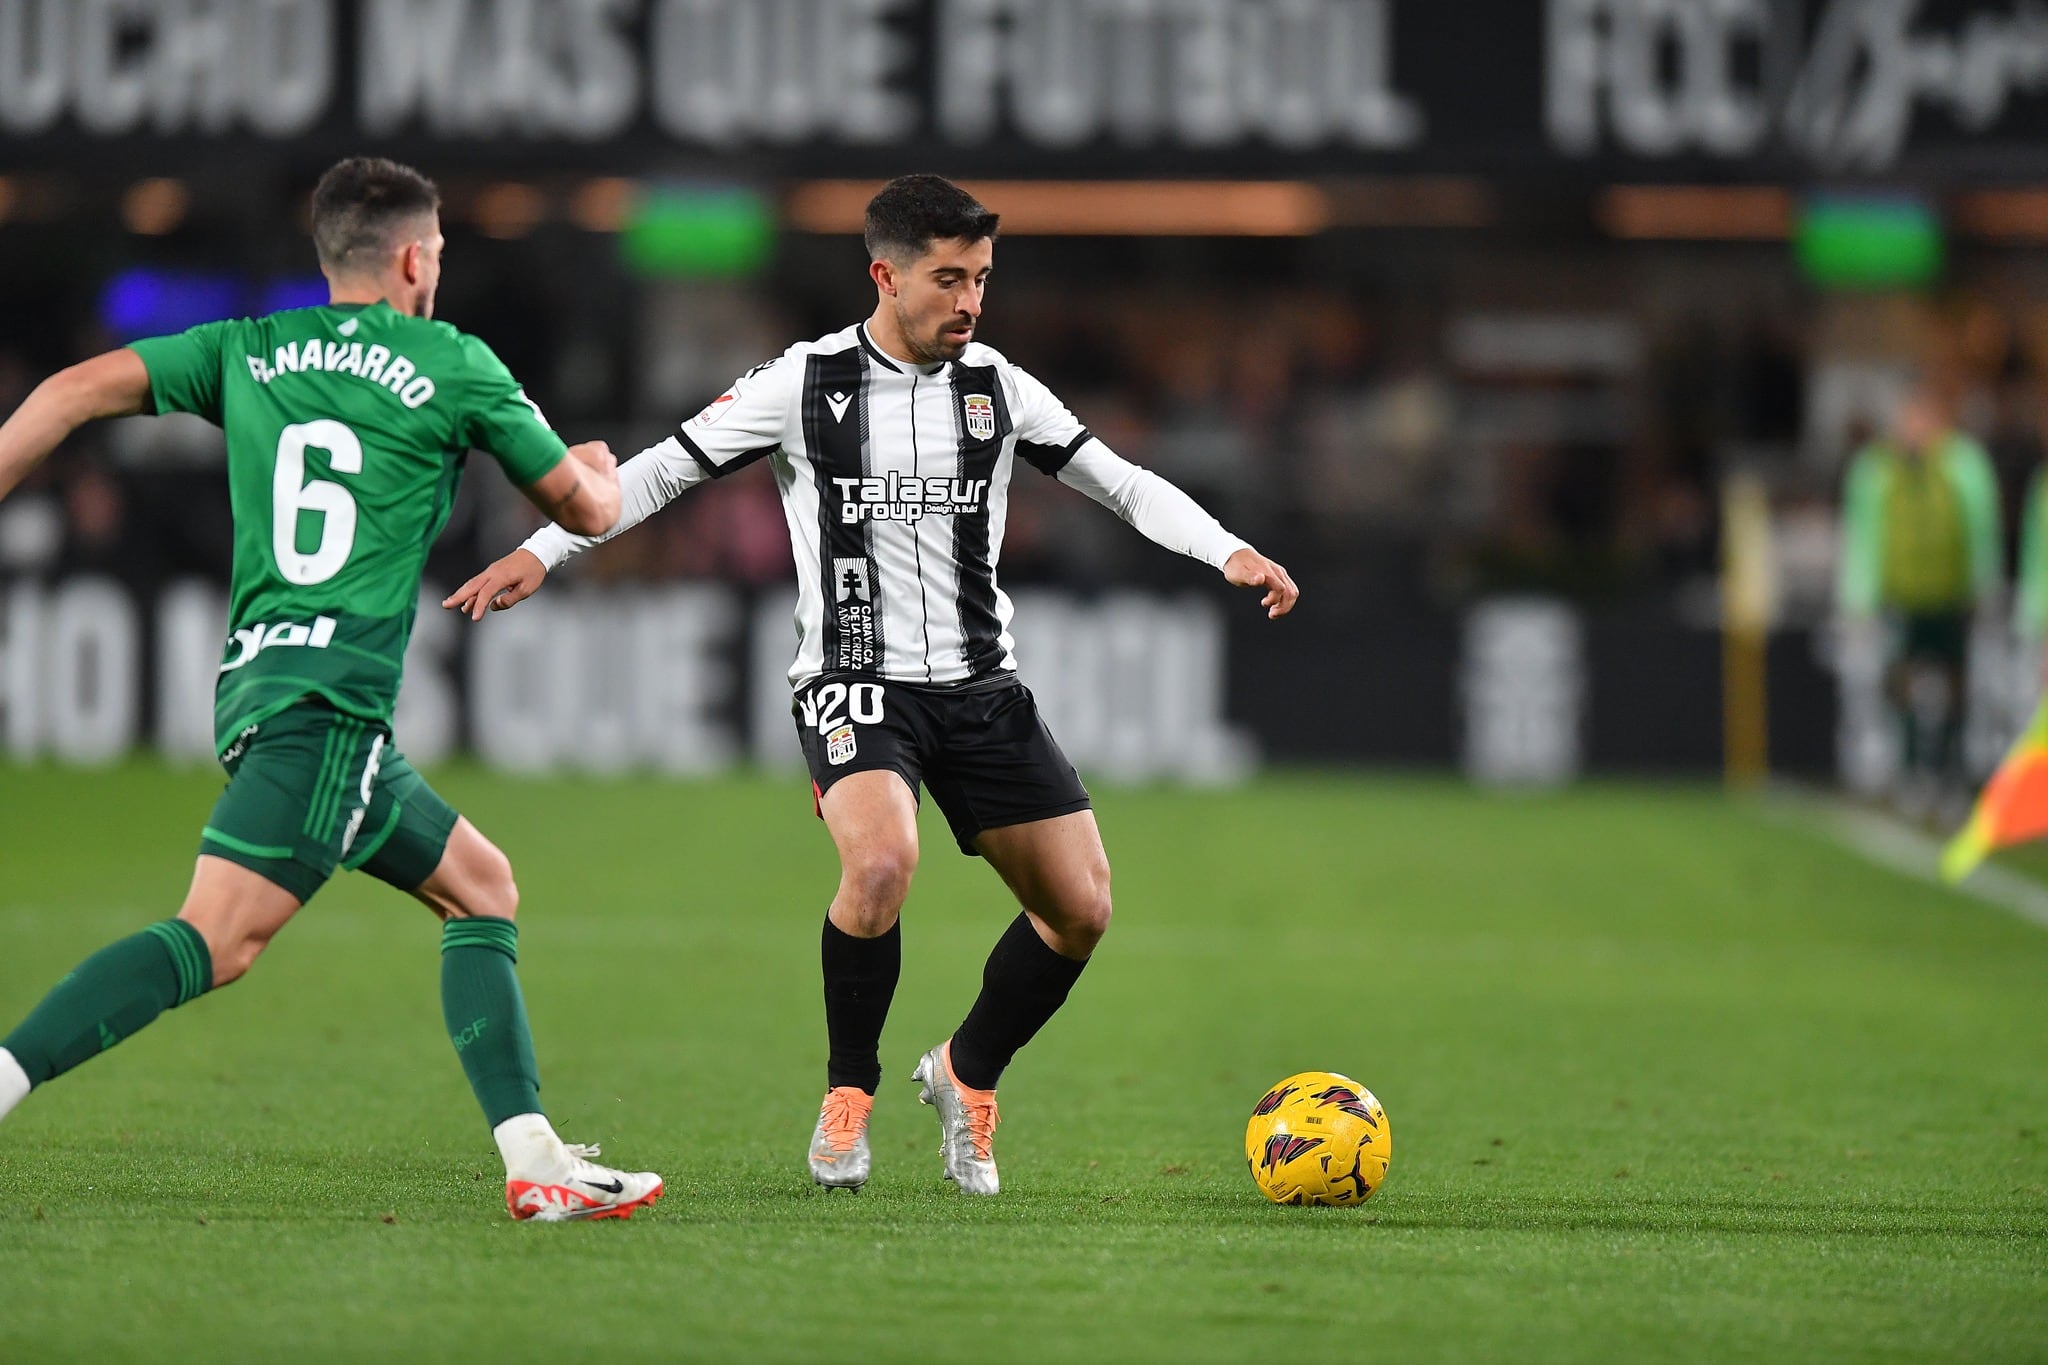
[793,673,1092,855]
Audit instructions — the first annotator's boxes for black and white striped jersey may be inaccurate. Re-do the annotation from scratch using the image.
[524,322,1250,690]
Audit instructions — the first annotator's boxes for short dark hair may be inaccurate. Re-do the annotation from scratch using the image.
[310,157,440,273]
[864,175,999,264]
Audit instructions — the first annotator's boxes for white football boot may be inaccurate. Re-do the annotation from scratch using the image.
[505,1142,664,1222]
[808,1086,875,1190]
[912,1041,1000,1195]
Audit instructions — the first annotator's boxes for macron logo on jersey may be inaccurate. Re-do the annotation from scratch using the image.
[220,616,338,673]
[833,473,989,524]
[244,340,437,409]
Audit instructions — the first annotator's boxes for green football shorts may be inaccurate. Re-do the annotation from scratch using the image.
[198,701,460,903]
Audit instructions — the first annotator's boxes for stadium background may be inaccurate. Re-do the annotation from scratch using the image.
[6,0,2047,787]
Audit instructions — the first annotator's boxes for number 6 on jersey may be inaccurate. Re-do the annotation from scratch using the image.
[273,418,362,585]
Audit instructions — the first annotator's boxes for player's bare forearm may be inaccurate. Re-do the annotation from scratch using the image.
[1223,547,1300,619]
[442,548,549,621]
[0,350,151,501]
[522,439,620,537]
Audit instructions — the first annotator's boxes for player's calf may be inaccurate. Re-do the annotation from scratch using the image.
[0,855,305,1123]
[0,918,215,1123]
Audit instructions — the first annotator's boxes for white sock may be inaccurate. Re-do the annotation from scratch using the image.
[493,1112,565,1180]
[0,1049,30,1123]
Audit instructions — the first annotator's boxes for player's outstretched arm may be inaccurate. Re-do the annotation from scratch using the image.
[1054,439,1300,619]
[447,441,618,616]
[443,547,549,620]
[445,433,716,620]
[520,439,620,538]
[0,350,152,501]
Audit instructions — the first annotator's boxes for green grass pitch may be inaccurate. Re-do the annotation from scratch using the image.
[1,762,2043,1362]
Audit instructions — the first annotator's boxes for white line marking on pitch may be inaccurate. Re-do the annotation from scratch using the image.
[1762,786,2048,931]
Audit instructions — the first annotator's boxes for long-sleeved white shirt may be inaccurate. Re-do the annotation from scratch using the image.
[526,323,1249,688]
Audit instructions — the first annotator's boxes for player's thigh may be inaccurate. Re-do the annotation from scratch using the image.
[924,681,1092,857]
[973,809,1113,936]
[819,770,922,930]
[346,752,506,919]
[408,819,517,922]
[819,768,923,869]
[794,675,931,845]
[176,855,307,988]
[199,701,386,907]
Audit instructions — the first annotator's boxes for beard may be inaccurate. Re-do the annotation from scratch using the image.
[897,302,972,364]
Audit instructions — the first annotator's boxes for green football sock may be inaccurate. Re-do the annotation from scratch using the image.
[440,917,543,1128]
[2,920,212,1086]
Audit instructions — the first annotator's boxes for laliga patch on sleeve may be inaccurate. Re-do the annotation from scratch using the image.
[692,392,736,426]
[826,724,857,765]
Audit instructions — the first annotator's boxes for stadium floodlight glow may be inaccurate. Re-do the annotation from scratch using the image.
[256,277,330,314]
[98,269,240,340]
[786,180,1331,236]
[471,182,547,240]
[570,178,639,233]
[1324,177,1494,229]
[1952,189,2048,242]
[120,178,189,236]
[621,186,774,278]
[97,270,330,339]
[1595,185,1791,239]
[1795,195,1943,288]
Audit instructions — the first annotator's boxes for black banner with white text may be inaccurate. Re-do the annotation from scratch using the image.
[3,0,2048,179]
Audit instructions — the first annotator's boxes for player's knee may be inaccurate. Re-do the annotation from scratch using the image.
[1068,859,1114,944]
[843,845,917,919]
[494,867,520,922]
[491,852,521,922]
[205,927,271,987]
[461,838,520,922]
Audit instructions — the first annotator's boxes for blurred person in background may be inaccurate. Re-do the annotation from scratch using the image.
[1838,383,2002,819]
[2011,390,2048,677]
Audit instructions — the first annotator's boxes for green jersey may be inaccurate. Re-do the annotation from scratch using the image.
[128,302,566,753]
[1837,433,2001,617]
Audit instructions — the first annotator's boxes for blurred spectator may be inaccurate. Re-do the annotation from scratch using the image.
[2011,393,2048,657]
[1837,384,2003,816]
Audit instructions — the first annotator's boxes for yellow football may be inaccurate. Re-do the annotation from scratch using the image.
[1244,1071,1392,1206]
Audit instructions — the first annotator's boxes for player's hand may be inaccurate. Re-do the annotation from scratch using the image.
[1223,547,1299,619]
[442,548,549,621]
[568,439,618,480]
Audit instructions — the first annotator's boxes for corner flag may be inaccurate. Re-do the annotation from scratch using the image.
[1942,697,2048,882]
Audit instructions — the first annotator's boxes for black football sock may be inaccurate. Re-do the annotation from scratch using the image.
[948,912,1088,1092]
[822,916,900,1094]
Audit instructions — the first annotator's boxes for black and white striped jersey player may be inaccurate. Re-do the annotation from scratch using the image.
[447,175,1299,1197]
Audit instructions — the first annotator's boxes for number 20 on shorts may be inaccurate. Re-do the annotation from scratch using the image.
[800,682,883,734]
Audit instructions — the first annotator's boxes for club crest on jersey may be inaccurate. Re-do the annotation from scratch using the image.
[963,393,995,442]
[826,724,858,766]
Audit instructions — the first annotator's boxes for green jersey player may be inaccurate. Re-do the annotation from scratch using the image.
[0,157,660,1221]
